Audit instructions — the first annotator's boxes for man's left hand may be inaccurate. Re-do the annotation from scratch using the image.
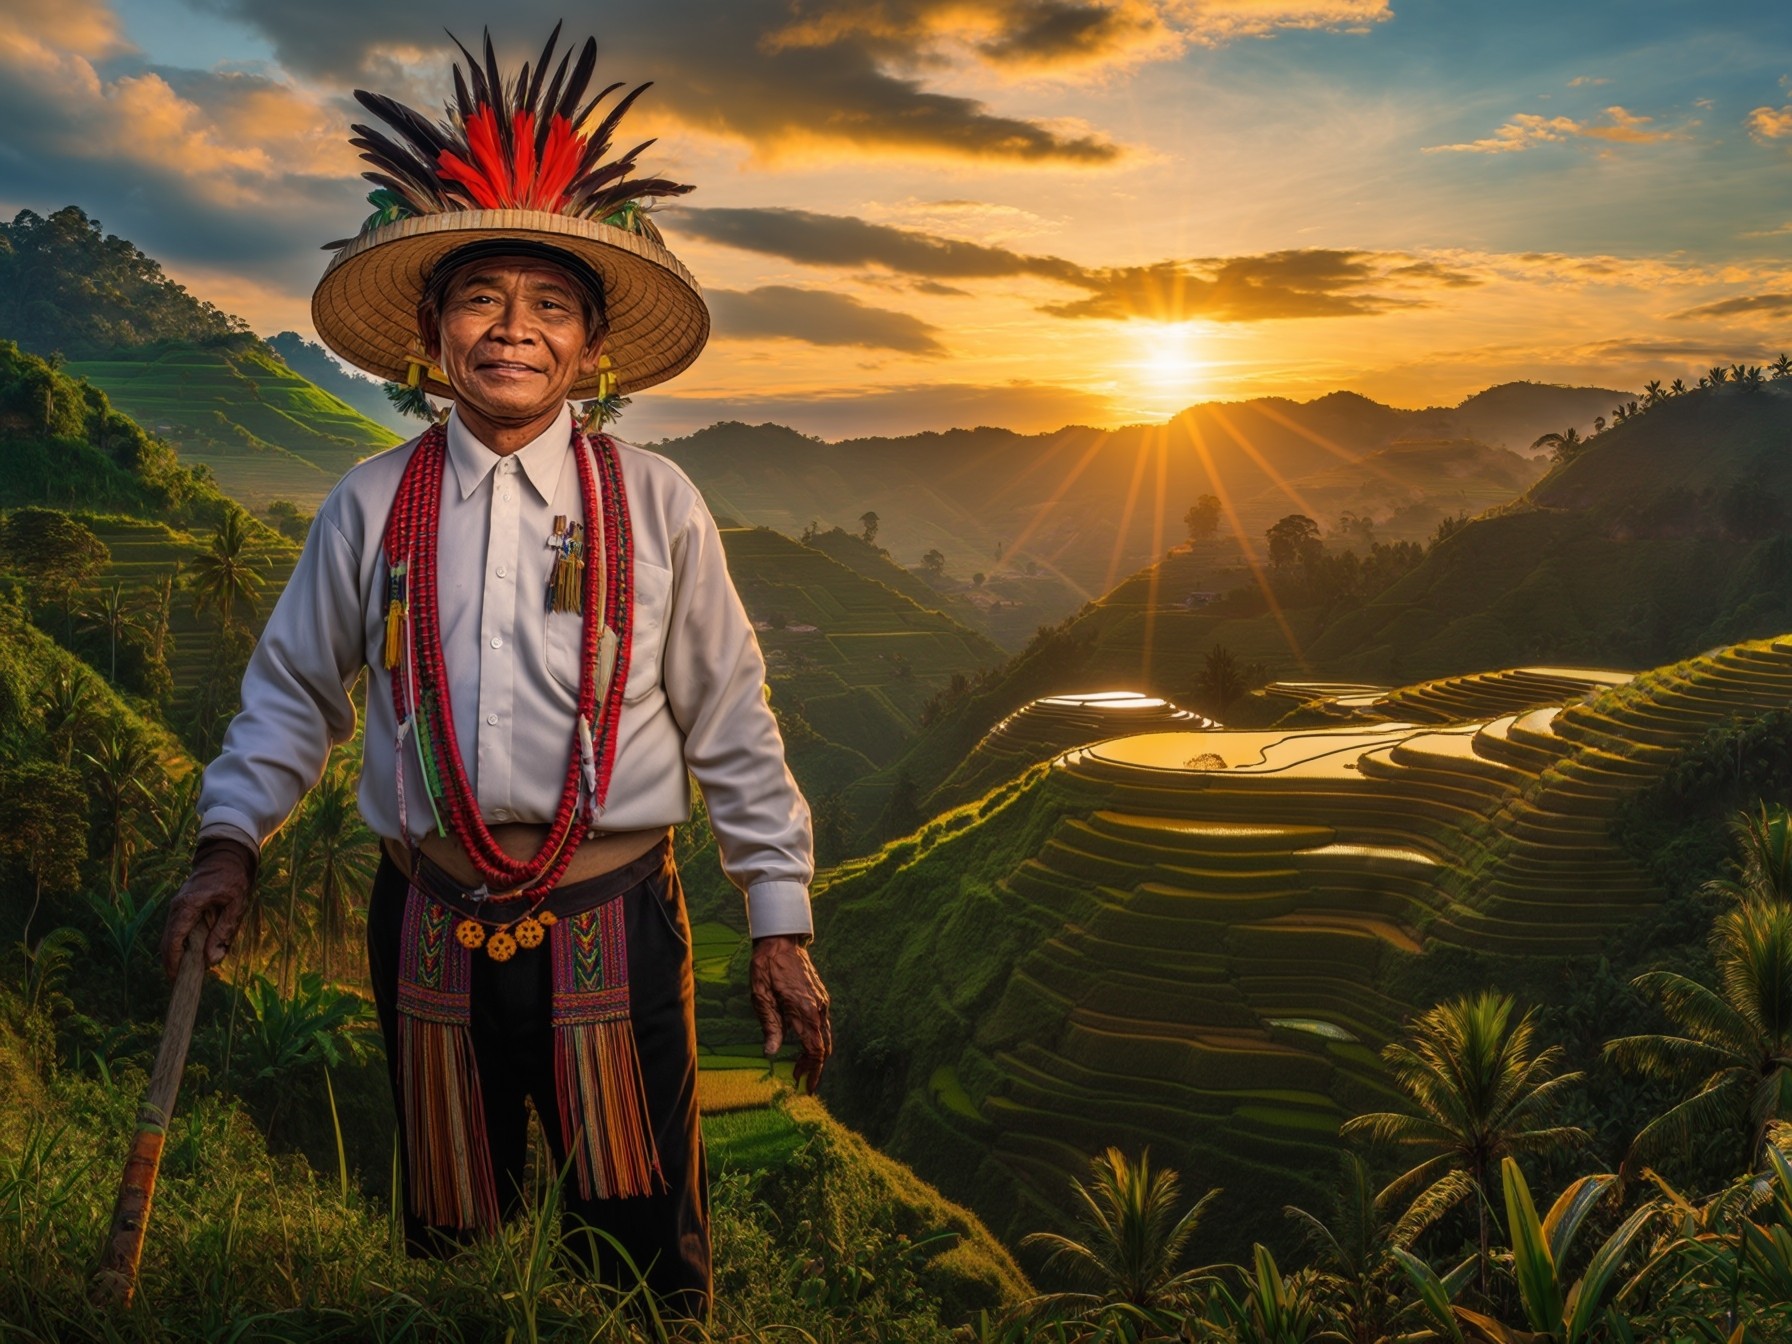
[750,935,832,1093]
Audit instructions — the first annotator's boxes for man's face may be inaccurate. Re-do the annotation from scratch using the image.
[423,258,604,423]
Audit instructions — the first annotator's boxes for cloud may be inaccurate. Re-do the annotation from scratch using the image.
[710,286,947,354]
[1567,75,1608,88]
[1747,105,1792,141]
[1426,106,1678,154]
[1672,294,1792,320]
[677,206,1474,322]
[0,16,360,282]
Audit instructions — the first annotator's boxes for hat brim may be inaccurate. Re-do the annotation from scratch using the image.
[311,209,709,399]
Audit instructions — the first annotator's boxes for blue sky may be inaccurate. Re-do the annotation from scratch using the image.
[4,0,1789,437]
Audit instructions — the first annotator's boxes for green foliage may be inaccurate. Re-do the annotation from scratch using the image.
[0,207,245,357]
[1020,1147,1219,1325]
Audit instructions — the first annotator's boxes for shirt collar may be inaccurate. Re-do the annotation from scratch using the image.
[444,404,574,504]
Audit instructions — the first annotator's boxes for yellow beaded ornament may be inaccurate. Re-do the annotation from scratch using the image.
[486,930,518,962]
[513,916,545,949]
[537,911,558,927]
[454,919,486,950]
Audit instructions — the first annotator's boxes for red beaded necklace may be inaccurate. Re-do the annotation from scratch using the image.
[382,420,632,896]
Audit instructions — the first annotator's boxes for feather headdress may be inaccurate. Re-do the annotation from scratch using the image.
[343,24,692,238]
[312,26,708,399]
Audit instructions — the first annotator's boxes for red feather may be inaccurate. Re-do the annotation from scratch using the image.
[437,150,502,208]
[464,107,513,205]
[511,110,537,208]
[534,115,585,209]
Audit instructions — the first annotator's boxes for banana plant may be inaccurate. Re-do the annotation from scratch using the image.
[1395,1158,1656,1344]
[1196,1243,1343,1343]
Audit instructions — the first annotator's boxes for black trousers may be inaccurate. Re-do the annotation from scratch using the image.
[366,845,712,1316]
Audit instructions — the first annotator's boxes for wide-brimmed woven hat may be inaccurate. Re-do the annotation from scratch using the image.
[312,26,708,399]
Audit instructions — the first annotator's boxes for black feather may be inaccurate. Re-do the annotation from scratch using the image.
[355,89,451,161]
[482,30,509,158]
[449,32,489,111]
[361,171,435,216]
[556,39,602,124]
[578,82,650,158]
[451,64,475,128]
[525,22,561,111]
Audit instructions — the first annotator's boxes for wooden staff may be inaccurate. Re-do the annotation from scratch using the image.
[89,917,211,1307]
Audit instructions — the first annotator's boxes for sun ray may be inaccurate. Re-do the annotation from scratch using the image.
[1175,415,1309,673]
[1139,428,1171,691]
[1248,400,1418,496]
[1206,403,1329,525]
[1103,429,1157,599]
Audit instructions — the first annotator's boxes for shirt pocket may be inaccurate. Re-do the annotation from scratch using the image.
[545,559,672,705]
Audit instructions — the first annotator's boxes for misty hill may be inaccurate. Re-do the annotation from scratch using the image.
[653,384,1615,624]
[1309,381,1792,677]
[266,331,416,437]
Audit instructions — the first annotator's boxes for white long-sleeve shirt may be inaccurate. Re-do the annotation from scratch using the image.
[197,404,814,938]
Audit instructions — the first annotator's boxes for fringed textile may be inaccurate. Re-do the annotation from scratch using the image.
[553,899,661,1199]
[395,888,501,1232]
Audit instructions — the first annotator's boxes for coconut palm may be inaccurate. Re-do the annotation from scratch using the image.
[1644,379,1665,406]
[1772,354,1792,381]
[79,582,145,683]
[1285,1152,1443,1343]
[1708,365,1730,386]
[35,666,96,767]
[79,728,159,895]
[1702,803,1792,909]
[290,766,377,982]
[188,509,268,634]
[1341,992,1587,1287]
[1530,428,1582,464]
[1021,1147,1220,1327]
[1606,900,1792,1176]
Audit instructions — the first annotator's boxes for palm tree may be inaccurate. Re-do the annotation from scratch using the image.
[1530,428,1582,464]
[188,510,267,634]
[1771,354,1791,381]
[1670,377,1687,396]
[79,582,144,683]
[36,666,96,767]
[1605,900,1792,1176]
[1285,1152,1444,1343]
[79,729,159,896]
[1020,1147,1220,1326]
[1644,379,1665,407]
[1341,992,1587,1288]
[1708,365,1730,386]
[291,766,376,982]
[1701,803,1792,909]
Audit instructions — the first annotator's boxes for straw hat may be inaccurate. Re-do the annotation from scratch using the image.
[312,27,708,399]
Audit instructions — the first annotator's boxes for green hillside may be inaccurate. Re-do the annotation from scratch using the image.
[266,331,415,437]
[724,525,1004,764]
[812,636,1792,1256]
[68,341,400,510]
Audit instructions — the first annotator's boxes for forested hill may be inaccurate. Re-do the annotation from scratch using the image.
[3,206,400,509]
[653,382,1619,612]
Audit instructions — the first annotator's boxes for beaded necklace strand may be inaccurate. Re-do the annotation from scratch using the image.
[382,421,633,898]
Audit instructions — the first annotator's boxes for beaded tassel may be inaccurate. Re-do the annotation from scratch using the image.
[547,517,585,613]
[383,561,407,670]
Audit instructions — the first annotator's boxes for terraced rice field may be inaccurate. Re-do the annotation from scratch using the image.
[918,639,1792,1228]
[79,516,300,724]
[932,691,1212,809]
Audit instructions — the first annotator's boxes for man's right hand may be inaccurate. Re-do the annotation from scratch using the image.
[159,838,258,980]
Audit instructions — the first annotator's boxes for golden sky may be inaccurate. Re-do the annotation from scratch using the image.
[4,0,1791,438]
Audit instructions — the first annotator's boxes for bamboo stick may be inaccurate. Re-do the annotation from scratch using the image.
[88,919,212,1307]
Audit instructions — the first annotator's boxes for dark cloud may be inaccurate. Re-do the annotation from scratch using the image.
[674,206,1085,283]
[624,379,1114,441]
[975,2,1161,65]
[1043,250,1411,321]
[1672,293,1792,319]
[196,0,1124,164]
[678,208,1449,323]
[710,285,946,354]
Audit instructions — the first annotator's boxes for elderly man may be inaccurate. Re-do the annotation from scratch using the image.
[159,29,830,1316]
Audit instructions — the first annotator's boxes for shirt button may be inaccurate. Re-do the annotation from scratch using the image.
[486,713,498,726]
[496,565,507,578]
[502,490,514,502]
[490,636,503,649]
